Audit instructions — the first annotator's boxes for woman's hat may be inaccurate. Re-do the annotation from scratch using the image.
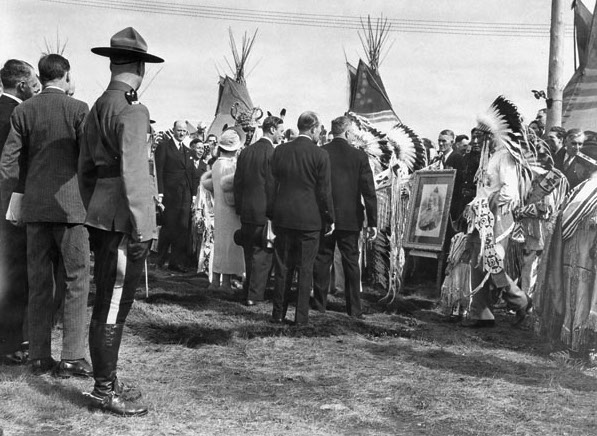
[218,126,246,152]
[91,27,164,63]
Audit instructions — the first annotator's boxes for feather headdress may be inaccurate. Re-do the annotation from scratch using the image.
[475,96,534,204]
[346,112,427,174]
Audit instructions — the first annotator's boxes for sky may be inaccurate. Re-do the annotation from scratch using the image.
[1,0,592,140]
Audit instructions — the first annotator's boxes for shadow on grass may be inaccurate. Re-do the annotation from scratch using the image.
[136,267,549,359]
[362,341,597,392]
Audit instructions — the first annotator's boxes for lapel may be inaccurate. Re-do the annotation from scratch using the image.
[169,138,186,165]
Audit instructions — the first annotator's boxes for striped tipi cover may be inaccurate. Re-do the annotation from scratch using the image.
[562,0,597,130]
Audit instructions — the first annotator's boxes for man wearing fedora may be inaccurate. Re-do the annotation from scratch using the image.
[78,27,163,417]
[154,120,195,272]
[234,115,284,306]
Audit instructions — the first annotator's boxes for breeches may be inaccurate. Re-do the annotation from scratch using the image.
[89,228,148,324]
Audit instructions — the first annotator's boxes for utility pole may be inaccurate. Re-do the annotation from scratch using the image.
[546,0,565,131]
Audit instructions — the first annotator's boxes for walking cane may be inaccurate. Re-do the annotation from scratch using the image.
[145,258,149,299]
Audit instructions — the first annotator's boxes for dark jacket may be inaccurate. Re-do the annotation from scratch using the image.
[322,137,376,231]
[154,136,194,205]
[269,135,334,231]
[554,147,582,190]
[0,87,88,223]
[78,80,157,242]
[190,156,207,196]
[443,149,465,219]
[234,137,275,225]
[0,94,19,154]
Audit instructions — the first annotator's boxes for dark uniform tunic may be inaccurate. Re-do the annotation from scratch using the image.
[79,80,157,324]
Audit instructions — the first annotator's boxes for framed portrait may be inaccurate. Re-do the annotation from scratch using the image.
[403,169,457,252]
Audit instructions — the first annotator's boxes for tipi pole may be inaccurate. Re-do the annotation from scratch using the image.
[546,0,565,131]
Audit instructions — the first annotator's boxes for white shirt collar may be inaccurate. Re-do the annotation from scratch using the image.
[2,93,22,104]
[298,134,312,140]
[443,149,453,160]
[44,85,65,93]
[262,136,273,145]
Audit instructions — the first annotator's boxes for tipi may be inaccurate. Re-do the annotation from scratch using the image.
[207,29,258,138]
[562,0,597,130]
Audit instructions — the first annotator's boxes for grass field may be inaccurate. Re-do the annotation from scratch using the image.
[1,265,596,436]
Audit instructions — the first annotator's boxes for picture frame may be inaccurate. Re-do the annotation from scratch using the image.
[403,169,457,252]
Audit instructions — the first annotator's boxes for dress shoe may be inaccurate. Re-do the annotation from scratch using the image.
[87,390,148,417]
[30,357,57,375]
[54,358,93,378]
[245,299,256,307]
[461,319,495,328]
[269,317,285,324]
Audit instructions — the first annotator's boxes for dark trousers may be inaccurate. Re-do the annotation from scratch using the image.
[27,223,89,360]
[0,218,28,354]
[313,230,362,316]
[89,229,149,324]
[241,223,272,301]
[158,191,192,267]
[271,227,319,324]
[467,232,528,321]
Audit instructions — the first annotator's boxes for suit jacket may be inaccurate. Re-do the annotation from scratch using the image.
[0,94,19,153]
[190,156,207,195]
[78,80,157,242]
[322,138,376,231]
[234,137,275,225]
[269,135,334,231]
[0,87,88,223]
[443,149,465,218]
[154,136,194,207]
[0,94,20,214]
[554,148,582,190]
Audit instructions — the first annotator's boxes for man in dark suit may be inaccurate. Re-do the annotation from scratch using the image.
[234,115,284,306]
[0,54,91,377]
[155,120,195,271]
[312,116,377,318]
[79,27,163,416]
[189,138,208,195]
[438,129,465,222]
[268,111,334,325]
[554,129,584,190]
[0,59,40,365]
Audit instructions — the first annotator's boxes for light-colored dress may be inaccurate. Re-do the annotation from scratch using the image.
[211,157,245,275]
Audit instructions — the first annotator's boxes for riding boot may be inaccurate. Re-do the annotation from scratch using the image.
[87,320,147,417]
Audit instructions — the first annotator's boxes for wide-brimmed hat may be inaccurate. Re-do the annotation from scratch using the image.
[218,126,246,152]
[91,27,164,63]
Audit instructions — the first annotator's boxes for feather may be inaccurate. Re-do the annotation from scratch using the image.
[385,122,427,172]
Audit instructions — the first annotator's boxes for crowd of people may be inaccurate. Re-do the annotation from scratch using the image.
[1,25,597,421]
[0,27,378,417]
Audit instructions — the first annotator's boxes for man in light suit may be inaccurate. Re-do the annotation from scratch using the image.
[0,59,40,365]
[79,27,163,416]
[0,54,91,377]
[312,116,377,319]
[234,115,284,306]
[154,120,195,272]
[268,111,334,326]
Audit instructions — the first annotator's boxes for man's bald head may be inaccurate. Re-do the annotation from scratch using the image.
[173,120,188,142]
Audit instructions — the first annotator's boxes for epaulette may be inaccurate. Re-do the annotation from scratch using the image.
[125,89,139,105]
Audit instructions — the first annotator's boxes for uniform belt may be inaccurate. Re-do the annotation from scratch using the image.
[97,166,121,179]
